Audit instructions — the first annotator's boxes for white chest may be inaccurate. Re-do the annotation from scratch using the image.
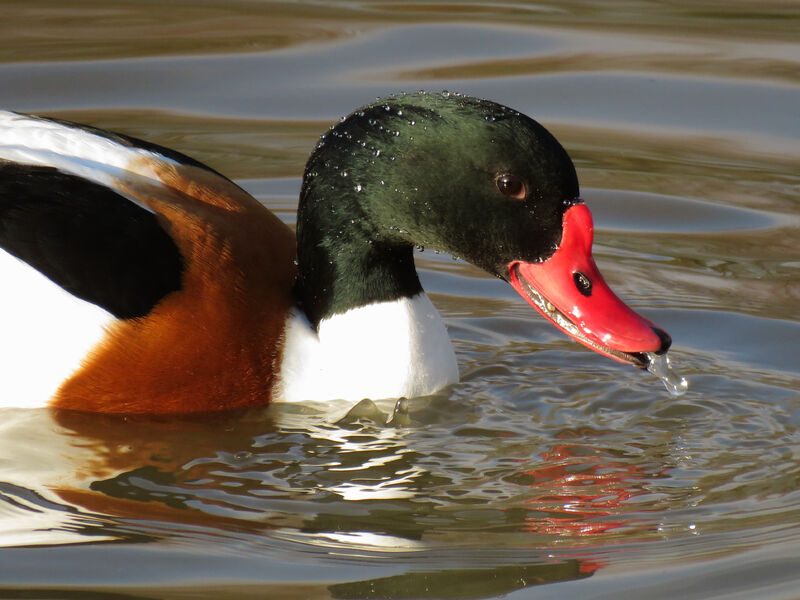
[276,293,459,403]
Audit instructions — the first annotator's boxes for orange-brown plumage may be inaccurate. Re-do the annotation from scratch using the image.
[53,163,297,413]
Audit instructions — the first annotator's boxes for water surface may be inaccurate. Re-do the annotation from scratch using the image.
[1,1,799,598]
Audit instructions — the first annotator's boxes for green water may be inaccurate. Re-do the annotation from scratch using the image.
[1,1,799,598]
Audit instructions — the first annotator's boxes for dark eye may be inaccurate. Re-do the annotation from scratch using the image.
[495,174,526,199]
[573,271,592,296]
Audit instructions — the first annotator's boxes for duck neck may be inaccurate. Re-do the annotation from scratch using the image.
[294,198,422,328]
[288,185,458,402]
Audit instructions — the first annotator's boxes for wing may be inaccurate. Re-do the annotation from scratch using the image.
[0,111,236,319]
[0,161,182,319]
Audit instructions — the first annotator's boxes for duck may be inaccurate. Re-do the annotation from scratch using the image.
[0,92,671,413]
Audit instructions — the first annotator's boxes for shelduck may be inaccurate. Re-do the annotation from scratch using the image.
[0,92,670,413]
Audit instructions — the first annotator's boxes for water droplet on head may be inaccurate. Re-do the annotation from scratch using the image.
[354,184,362,192]
[397,109,403,116]
[342,171,348,177]
[374,149,381,157]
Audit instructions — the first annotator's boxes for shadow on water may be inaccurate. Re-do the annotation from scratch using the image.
[327,561,593,599]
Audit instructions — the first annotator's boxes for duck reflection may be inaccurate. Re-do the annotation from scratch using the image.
[0,404,622,597]
[33,401,429,542]
[49,406,283,538]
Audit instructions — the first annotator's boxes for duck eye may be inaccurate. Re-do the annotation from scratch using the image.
[495,174,526,199]
[573,271,592,296]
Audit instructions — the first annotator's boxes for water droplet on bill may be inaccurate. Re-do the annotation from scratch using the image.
[646,352,688,397]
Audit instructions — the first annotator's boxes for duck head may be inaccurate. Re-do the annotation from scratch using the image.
[296,92,669,367]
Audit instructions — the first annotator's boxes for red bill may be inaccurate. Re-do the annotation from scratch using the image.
[508,202,670,367]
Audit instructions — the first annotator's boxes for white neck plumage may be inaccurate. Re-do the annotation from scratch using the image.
[277,293,459,403]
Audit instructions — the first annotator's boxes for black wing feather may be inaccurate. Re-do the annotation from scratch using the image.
[0,162,183,319]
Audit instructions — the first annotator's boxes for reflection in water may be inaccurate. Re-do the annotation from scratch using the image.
[519,441,663,537]
[9,404,666,547]
[0,405,608,596]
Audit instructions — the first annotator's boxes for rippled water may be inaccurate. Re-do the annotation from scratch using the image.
[1,1,799,598]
